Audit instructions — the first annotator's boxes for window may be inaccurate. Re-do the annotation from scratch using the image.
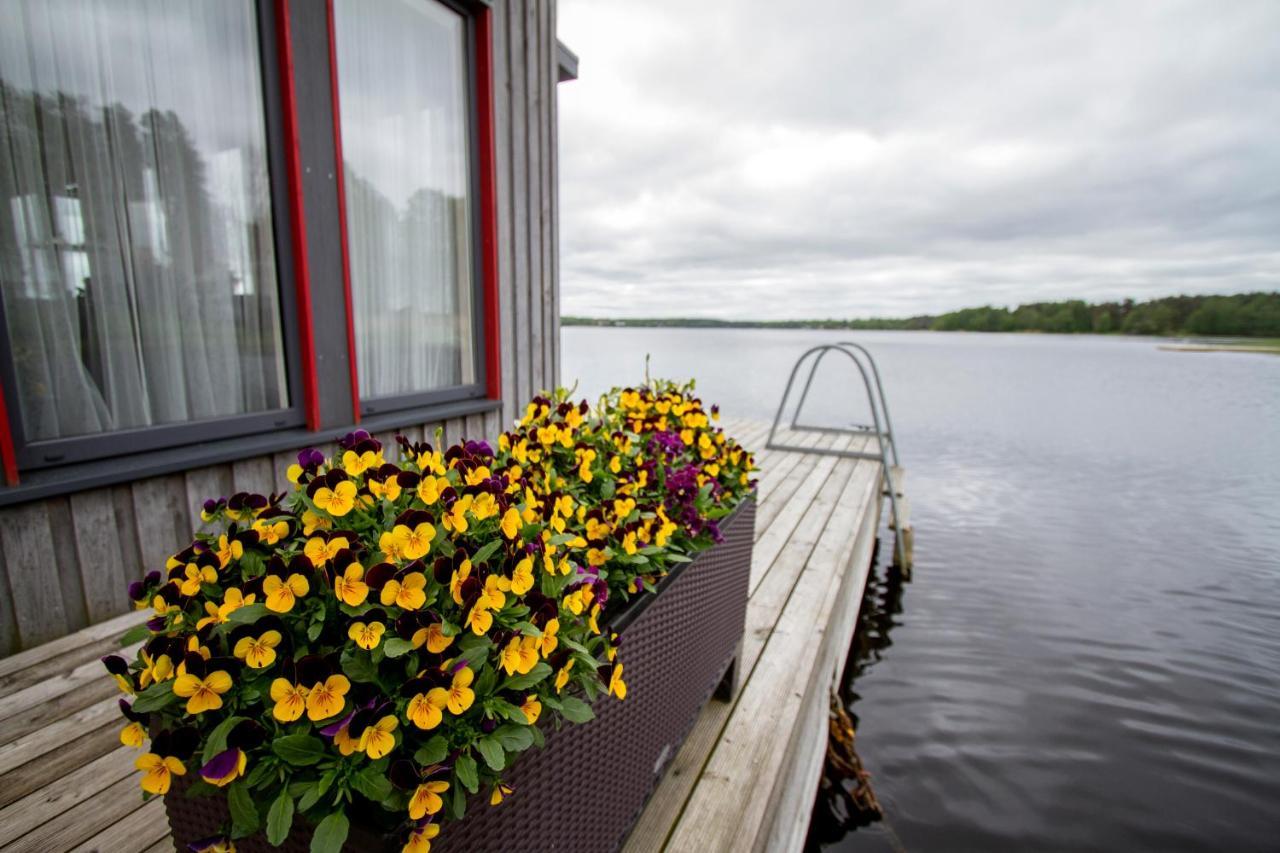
[333,0,483,412]
[0,0,299,467]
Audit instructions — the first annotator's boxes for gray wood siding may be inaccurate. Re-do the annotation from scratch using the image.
[0,0,561,656]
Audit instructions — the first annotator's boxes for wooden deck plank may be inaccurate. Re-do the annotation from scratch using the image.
[2,772,149,853]
[0,641,141,724]
[0,724,121,810]
[0,676,118,747]
[624,433,873,853]
[663,449,881,852]
[139,839,176,853]
[761,471,882,852]
[69,797,169,853]
[0,745,135,847]
[0,694,119,773]
[0,610,141,685]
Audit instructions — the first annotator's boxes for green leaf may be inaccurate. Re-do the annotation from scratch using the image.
[339,648,379,684]
[510,620,543,637]
[455,752,479,793]
[130,681,180,714]
[548,532,578,546]
[382,638,416,659]
[310,812,350,853]
[600,478,616,500]
[666,553,692,563]
[119,623,151,645]
[226,603,270,625]
[307,621,323,642]
[227,781,260,838]
[558,695,596,724]
[447,783,467,820]
[201,715,248,765]
[470,538,503,566]
[298,770,335,813]
[501,661,552,691]
[414,736,449,767]
[241,551,265,576]
[457,641,492,671]
[272,734,326,766]
[493,724,534,752]
[266,790,295,846]
[475,736,505,771]
[350,766,393,801]
[246,759,276,788]
[488,698,528,724]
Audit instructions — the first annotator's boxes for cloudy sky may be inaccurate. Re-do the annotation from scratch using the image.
[555,0,1280,320]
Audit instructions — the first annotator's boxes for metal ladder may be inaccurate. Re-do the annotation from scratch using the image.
[766,342,912,572]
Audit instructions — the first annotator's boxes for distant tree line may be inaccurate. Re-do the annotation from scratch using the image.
[563,291,1280,337]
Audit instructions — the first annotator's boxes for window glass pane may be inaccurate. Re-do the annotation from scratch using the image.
[334,0,476,400]
[0,0,288,444]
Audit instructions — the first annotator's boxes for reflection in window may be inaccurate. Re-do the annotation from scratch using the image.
[333,0,476,400]
[0,0,287,444]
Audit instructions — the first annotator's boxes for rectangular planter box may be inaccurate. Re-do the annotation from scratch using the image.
[164,497,756,853]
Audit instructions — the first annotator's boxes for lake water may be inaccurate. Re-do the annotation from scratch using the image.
[561,327,1280,851]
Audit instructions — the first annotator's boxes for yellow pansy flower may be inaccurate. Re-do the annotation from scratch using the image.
[270,678,308,723]
[314,480,357,516]
[347,620,385,650]
[264,573,310,613]
[358,714,398,759]
[172,670,232,714]
[233,630,281,669]
[305,674,350,721]
[333,561,369,606]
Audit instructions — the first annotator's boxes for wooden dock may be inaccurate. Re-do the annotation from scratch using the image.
[0,418,887,853]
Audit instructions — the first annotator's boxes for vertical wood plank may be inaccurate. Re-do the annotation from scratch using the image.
[231,457,275,498]
[70,490,131,624]
[483,408,501,442]
[524,0,544,397]
[0,503,70,647]
[45,497,89,632]
[493,0,517,428]
[273,450,298,494]
[420,422,444,451]
[130,475,191,579]
[0,538,21,656]
[183,466,232,532]
[110,485,144,582]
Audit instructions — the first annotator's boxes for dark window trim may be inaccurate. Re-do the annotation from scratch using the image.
[362,382,487,417]
[0,0,308,473]
[0,396,500,508]
[326,0,491,420]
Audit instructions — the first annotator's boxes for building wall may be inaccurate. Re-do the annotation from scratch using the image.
[0,0,562,657]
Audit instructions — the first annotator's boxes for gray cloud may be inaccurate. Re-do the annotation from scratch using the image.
[556,0,1280,318]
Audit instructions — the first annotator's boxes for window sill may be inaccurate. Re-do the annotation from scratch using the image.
[0,397,502,508]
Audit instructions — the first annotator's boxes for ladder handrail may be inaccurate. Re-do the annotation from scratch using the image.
[837,340,900,469]
[766,342,907,568]
[788,341,900,468]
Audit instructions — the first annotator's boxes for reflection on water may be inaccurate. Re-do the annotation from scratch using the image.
[563,327,1280,851]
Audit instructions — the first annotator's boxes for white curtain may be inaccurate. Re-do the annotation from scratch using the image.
[334,0,476,400]
[0,0,287,443]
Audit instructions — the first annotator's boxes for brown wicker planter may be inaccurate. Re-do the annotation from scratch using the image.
[164,497,756,853]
